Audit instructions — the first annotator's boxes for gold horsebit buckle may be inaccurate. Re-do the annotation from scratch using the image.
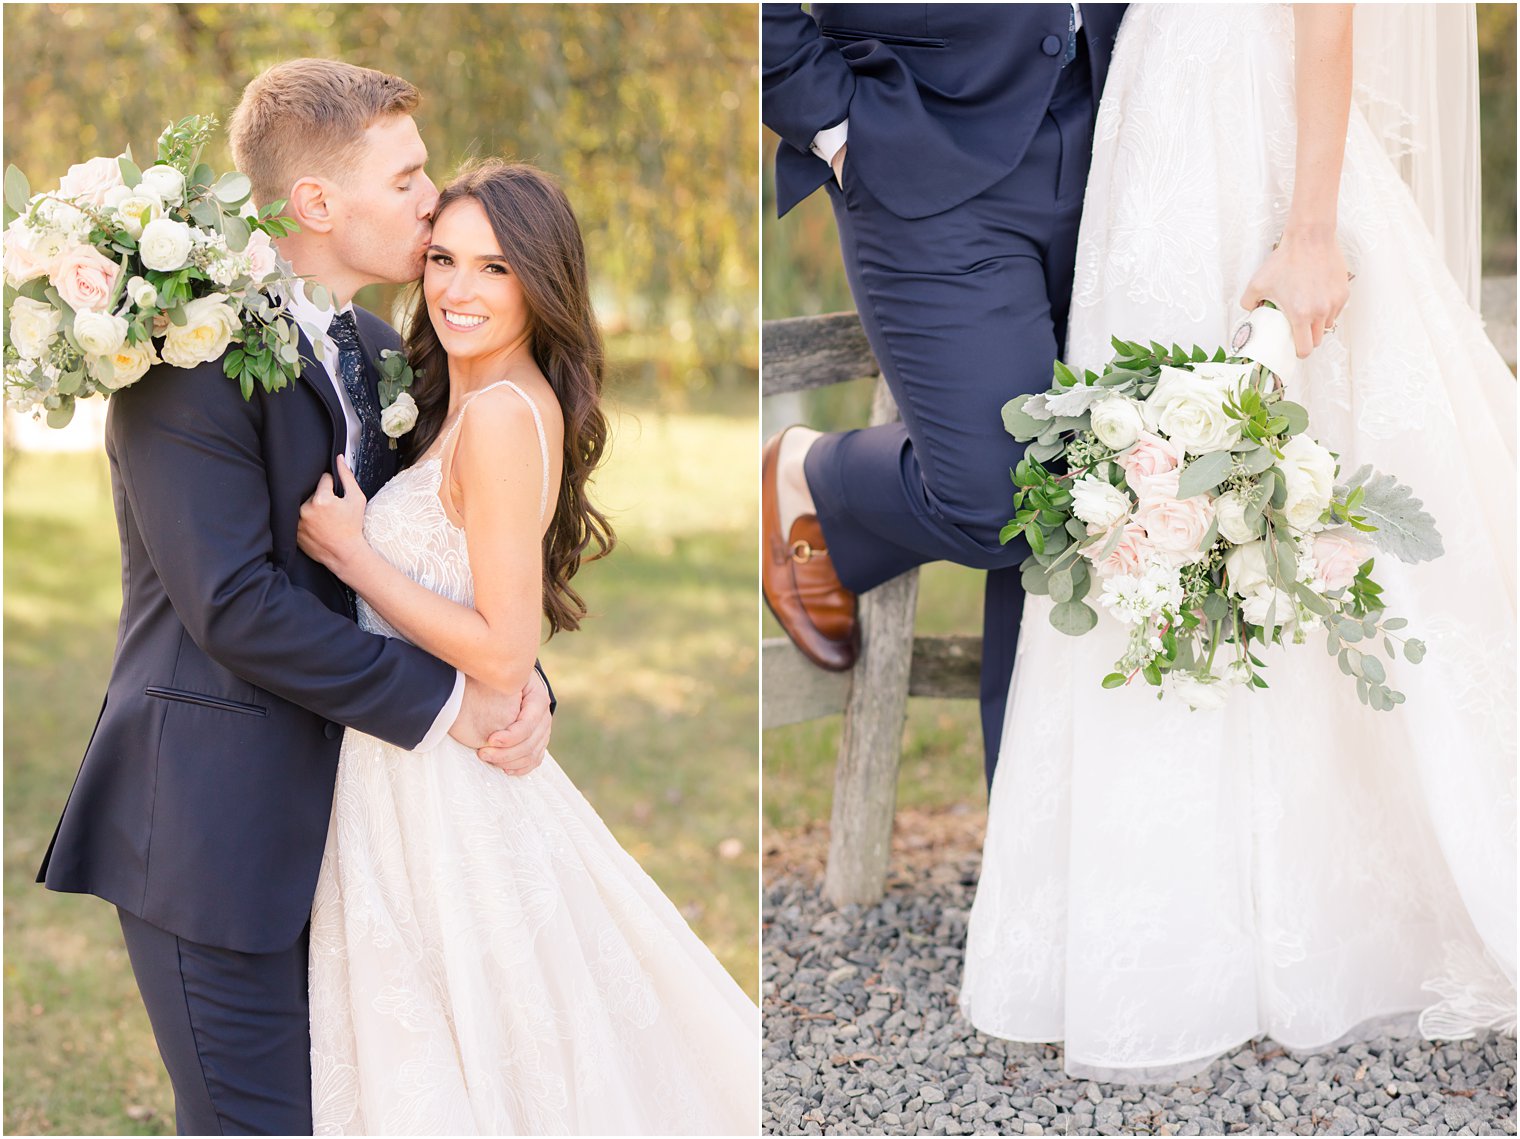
[790,539,828,563]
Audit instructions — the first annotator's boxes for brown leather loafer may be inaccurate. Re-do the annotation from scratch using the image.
[763,429,858,671]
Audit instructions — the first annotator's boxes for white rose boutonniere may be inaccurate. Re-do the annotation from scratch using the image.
[377,349,419,447]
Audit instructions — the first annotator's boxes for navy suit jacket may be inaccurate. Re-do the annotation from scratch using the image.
[764,2,1126,218]
[38,307,460,954]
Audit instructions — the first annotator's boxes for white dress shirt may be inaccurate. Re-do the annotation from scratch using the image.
[810,3,1084,166]
[285,282,465,750]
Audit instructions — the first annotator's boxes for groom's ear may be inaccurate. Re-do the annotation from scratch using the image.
[288,177,335,234]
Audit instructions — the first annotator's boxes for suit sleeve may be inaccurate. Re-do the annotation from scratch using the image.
[762,3,856,155]
[109,357,457,749]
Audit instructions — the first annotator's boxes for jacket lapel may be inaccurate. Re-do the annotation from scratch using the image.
[293,326,347,471]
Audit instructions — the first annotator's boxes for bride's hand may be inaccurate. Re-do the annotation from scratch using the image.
[297,455,369,576]
[1240,226,1350,359]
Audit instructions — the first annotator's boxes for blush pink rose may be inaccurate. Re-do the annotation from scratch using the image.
[48,245,120,313]
[1135,492,1216,560]
[57,156,125,207]
[1118,431,1185,498]
[244,230,278,282]
[1312,529,1372,591]
[1088,520,1155,578]
[3,233,55,287]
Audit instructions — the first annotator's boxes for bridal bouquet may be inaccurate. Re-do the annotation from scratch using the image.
[1001,307,1443,712]
[3,115,306,428]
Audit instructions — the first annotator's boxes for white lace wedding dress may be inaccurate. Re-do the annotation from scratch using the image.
[959,5,1516,1083]
[308,381,758,1133]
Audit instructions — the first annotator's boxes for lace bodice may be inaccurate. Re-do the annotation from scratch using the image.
[356,379,549,637]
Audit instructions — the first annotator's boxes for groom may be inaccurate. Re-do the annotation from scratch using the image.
[38,59,553,1135]
[762,3,1125,786]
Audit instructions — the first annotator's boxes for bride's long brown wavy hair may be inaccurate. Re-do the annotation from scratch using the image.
[400,159,614,635]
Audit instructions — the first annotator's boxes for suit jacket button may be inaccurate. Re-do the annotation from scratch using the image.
[324,722,341,740]
[1042,34,1062,56]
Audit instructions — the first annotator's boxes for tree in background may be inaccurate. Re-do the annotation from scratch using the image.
[3,3,758,388]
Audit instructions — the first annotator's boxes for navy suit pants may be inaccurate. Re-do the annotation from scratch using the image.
[118,908,312,1135]
[805,42,1094,785]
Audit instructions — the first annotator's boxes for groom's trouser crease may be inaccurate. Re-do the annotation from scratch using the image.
[119,908,313,1136]
[803,49,1093,779]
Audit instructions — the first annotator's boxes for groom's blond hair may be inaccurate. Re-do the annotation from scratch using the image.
[230,58,419,209]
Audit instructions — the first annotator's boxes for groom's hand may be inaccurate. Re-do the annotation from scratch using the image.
[475,671,552,776]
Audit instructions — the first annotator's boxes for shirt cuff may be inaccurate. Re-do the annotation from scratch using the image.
[414,669,466,751]
[810,119,849,166]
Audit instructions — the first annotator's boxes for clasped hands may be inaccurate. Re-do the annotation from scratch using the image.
[297,455,551,777]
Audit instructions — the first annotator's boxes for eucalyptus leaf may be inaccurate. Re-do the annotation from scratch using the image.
[191,163,215,191]
[1049,600,1099,637]
[56,370,84,396]
[1048,567,1075,604]
[1176,450,1234,499]
[46,398,75,429]
[1360,654,1386,684]
[4,165,29,216]
[1026,440,1064,462]
[1021,560,1051,596]
[189,198,221,229]
[1403,638,1426,664]
[1275,400,1310,435]
[222,213,250,253]
[1238,446,1275,476]
[213,171,252,205]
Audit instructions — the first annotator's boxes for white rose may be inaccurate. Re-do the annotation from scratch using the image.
[1214,489,1261,544]
[126,275,158,310]
[9,296,63,358]
[1168,673,1233,712]
[381,390,419,438]
[110,191,164,239]
[1241,586,1296,631]
[1145,366,1242,456]
[160,294,240,368]
[72,310,129,356]
[1089,395,1145,450]
[138,218,194,271]
[90,337,159,390]
[139,164,187,205]
[56,155,125,207]
[1069,474,1131,530]
[1223,540,1271,599]
[1277,434,1337,533]
[2,218,58,286]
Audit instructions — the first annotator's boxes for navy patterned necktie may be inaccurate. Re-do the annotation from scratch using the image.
[326,309,386,498]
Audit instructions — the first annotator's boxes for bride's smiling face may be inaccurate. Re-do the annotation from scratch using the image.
[423,197,530,363]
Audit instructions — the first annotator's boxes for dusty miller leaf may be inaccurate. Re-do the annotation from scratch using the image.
[1336,464,1445,564]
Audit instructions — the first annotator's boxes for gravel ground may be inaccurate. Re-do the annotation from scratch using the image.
[762,810,1517,1137]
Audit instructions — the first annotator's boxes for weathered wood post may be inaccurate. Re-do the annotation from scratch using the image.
[821,378,920,905]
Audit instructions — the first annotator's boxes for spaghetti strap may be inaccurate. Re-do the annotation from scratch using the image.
[440,380,552,521]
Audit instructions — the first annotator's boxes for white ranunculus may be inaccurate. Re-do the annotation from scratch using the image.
[1277,434,1337,533]
[160,294,240,368]
[139,164,187,205]
[111,191,164,239]
[381,390,419,438]
[72,310,130,356]
[1089,395,1145,450]
[1145,366,1241,456]
[9,296,63,358]
[91,337,160,390]
[1069,474,1131,530]
[138,218,194,271]
[1214,489,1261,544]
[1168,672,1233,712]
[126,275,158,310]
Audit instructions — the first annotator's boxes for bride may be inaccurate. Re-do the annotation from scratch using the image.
[295,159,757,1133]
[959,5,1516,1082]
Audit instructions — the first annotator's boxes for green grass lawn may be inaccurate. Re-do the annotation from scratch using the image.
[3,381,758,1136]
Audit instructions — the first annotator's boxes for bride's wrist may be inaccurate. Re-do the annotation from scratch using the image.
[1281,216,1338,244]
